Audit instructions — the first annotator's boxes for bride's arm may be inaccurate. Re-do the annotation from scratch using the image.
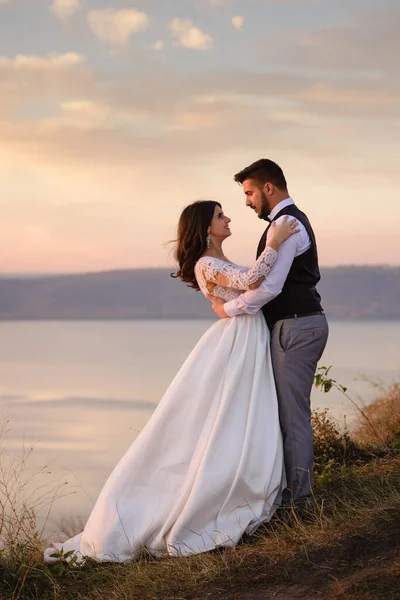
[198,247,277,295]
[199,216,299,292]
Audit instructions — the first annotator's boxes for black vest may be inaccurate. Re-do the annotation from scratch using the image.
[257,204,323,328]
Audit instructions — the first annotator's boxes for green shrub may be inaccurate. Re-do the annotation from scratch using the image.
[312,408,367,485]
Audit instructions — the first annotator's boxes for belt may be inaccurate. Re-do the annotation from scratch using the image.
[281,310,325,320]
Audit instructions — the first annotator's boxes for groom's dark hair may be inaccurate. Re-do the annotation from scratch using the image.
[234,159,287,191]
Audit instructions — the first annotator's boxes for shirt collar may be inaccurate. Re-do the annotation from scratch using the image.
[269,197,294,222]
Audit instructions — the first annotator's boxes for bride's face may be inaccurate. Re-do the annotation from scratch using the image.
[208,205,232,241]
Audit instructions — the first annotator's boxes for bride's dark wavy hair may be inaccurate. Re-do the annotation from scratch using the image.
[171,200,222,291]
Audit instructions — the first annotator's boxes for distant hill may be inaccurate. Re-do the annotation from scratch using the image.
[0,266,398,320]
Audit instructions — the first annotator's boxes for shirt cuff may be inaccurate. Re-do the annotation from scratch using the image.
[224,298,249,317]
[223,299,241,317]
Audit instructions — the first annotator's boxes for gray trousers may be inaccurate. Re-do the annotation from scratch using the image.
[270,314,329,502]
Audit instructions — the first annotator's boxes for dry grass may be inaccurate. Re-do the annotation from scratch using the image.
[1,385,400,600]
[352,383,400,448]
[3,457,398,600]
[0,418,73,600]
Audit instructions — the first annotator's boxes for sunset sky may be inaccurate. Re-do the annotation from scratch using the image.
[1,0,399,274]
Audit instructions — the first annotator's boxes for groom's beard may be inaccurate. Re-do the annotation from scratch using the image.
[259,190,271,221]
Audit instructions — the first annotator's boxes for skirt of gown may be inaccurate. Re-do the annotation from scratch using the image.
[44,312,285,562]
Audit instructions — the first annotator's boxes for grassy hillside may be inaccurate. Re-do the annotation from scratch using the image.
[0,381,399,599]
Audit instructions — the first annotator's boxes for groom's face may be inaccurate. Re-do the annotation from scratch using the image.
[243,179,271,221]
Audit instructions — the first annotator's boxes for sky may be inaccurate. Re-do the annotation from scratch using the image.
[0,0,399,274]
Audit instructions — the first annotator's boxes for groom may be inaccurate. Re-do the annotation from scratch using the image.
[209,158,329,505]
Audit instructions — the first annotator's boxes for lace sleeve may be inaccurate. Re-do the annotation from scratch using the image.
[197,246,278,292]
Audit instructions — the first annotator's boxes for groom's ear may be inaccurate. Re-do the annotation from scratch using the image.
[263,182,273,195]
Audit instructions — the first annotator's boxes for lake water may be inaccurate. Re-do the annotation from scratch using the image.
[0,320,399,532]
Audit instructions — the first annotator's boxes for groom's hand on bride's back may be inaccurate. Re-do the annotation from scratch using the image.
[206,295,229,319]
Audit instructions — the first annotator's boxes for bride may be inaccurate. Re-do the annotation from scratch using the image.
[44,200,298,563]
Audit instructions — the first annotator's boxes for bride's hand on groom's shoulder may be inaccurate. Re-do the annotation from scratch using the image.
[269,216,300,249]
[206,295,229,319]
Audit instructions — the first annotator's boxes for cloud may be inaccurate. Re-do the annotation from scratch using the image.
[151,40,164,51]
[195,0,236,12]
[0,0,11,4]
[264,10,400,76]
[44,100,111,131]
[1,0,399,273]
[50,0,82,22]
[197,0,235,6]
[88,8,149,47]
[0,52,84,70]
[2,66,396,176]
[169,18,213,50]
[1,7,398,174]
[232,15,244,30]
[0,52,94,119]
[2,59,397,170]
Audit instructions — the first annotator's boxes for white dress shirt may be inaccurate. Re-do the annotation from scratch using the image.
[224,198,312,317]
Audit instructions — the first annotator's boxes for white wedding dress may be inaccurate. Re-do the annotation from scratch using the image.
[44,246,285,563]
